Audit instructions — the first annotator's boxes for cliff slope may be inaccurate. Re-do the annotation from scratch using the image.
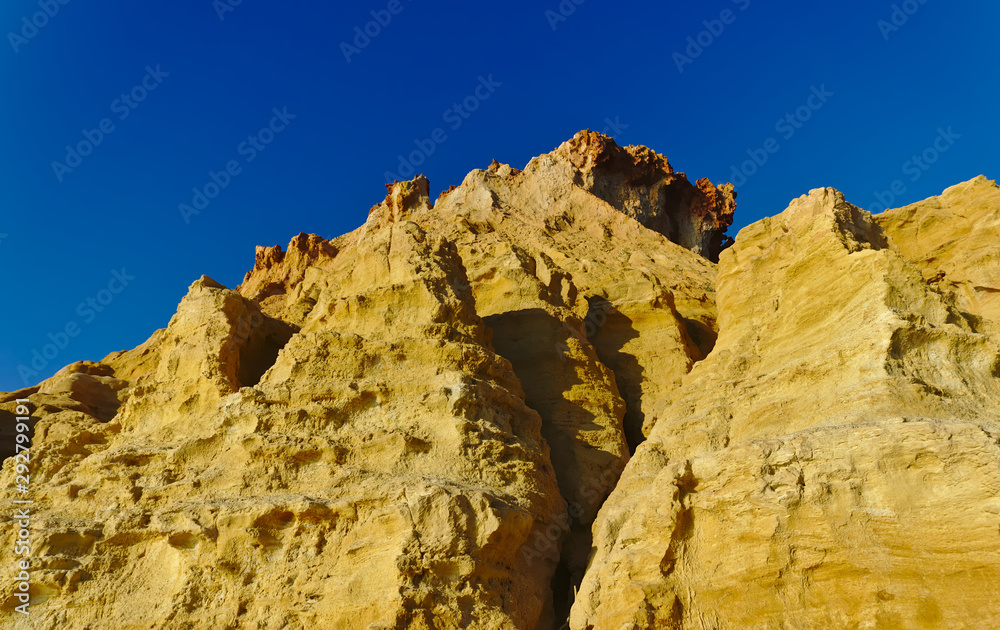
[572,185,1000,630]
[0,132,733,629]
[2,134,998,630]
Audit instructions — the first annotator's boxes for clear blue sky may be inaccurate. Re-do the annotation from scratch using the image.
[2,0,998,391]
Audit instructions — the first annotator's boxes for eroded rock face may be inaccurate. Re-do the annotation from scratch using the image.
[547,131,736,261]
[571,188,1000,630]
[411,145,727,614]
[0,220,568,629]
[237,231,339,318]
[644,187,1000,446]
[229,133,728,620]
[2,132,997,630]
[876,175,1000,341]
[575,419,1000,630]
[0,362,126,460]
[421,144,721,452]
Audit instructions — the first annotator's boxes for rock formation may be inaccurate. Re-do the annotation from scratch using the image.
[571,185,1000,630]
[875,175,1000,341]
[2,130,998,630]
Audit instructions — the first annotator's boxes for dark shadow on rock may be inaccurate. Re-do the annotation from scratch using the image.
[41,373,125,423]
[0,406,39,461]
[238,313,297,388]
[483,307,602,628]
[484,305,632,629]
[586,300,645,453]
[484,309,590,492]
[681,316,718,362]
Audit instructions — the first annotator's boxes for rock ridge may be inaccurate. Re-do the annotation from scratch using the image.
[2,133,998,630]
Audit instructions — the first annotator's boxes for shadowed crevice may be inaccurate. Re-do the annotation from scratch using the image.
[681,317,717,363]
[0,408,38,461]
[237,313,297,388]
[584,299,645,453]
[484,307,626,630]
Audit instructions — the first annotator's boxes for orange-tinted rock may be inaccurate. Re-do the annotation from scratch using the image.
[551,130,736,261]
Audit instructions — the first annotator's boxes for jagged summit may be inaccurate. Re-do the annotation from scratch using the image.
[545,130,736,260]
[1,128,998,629]
[373,130,736,260]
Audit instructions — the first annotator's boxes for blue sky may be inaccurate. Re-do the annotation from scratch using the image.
[1,0,998,391]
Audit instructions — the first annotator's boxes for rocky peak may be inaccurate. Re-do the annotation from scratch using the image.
[238,231,339,313]
[538,129,737,261]
[365,174,434,231]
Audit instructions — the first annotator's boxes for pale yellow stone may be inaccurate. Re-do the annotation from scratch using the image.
[876,175,1000,341]
[7,134,996,630]
[231,134,728,617]
[0,221,566,629]
[572,187,1000,629]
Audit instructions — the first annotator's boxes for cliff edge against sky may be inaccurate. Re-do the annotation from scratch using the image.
[2,131,998,629]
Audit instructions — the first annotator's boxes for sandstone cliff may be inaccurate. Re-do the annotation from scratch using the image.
[2,132,998,630]
[875,175,1000,342]
[572,184,1000,629]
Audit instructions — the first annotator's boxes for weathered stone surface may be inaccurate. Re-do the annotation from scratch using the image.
[0,221,566,629]
[3,132,996,630]
[572,187,1000,629]
[234,134,730,617]
[410,143,727,613]
[645,187,1000,447]
[574,419,1000,630]
[421,141,721,450]
[0,361,126,459]
[547,130,736,262]
[237,231,339,321]
[876,175,1000,341]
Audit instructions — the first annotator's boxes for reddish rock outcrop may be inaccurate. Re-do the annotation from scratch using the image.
[551,130,736,261]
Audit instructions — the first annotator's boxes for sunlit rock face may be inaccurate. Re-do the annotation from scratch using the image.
[875,175,1000,343]
[3,133,998,630]
[571,184,1000,630]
